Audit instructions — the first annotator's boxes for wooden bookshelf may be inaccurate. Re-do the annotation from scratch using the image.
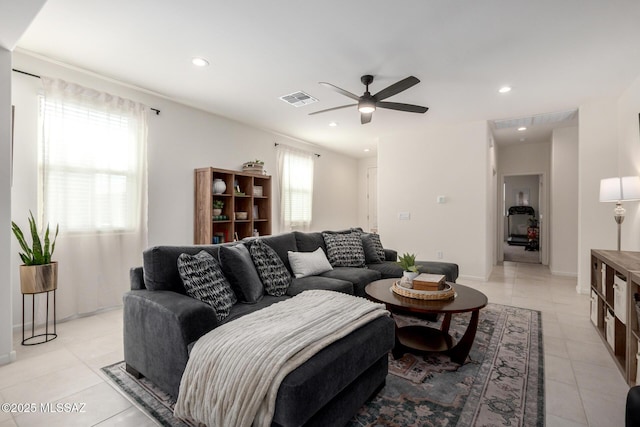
[590,249,640,385]
[194,167,272,244]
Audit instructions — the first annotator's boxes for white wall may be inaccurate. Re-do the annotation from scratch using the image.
[143,98,359,246]
[10,52,359,326]
[550,126,579,276]
[576,77,640,293]
[378,121,490,280]
[497,141,550,264]
[617,74,640,249]
[310,151,359,232]
[0,48,16,364]
[577,98,619,294]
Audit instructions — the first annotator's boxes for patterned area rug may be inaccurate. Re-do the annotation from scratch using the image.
[102,303,543,427]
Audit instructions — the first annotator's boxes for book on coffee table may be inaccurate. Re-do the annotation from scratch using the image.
[412,273,446,291]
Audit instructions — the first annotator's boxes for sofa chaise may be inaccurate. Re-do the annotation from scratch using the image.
[123,229,458,426]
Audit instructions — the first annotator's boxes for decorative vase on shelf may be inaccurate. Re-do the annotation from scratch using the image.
[213,179,226,194]
[213,208,222,216]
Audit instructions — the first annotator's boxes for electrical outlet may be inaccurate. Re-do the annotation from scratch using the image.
[436,250,443,259]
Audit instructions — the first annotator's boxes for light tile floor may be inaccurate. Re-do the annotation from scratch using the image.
[0,262,629,426]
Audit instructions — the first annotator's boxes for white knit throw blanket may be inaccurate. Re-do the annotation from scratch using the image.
[173,289,388,427]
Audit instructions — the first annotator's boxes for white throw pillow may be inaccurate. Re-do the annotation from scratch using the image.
[287,247,333,278]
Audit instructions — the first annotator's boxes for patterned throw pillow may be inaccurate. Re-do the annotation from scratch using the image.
[361,233,385,263]
[249,239,292,296]
[322,231,366,267]
[177,251,237,322]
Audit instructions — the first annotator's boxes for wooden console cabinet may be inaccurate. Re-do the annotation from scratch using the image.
[194,167,272,244]
[590,249,640,385]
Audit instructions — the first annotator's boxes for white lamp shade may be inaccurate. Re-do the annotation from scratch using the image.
[621,176,640,201]
[600,178,621,202]
[600,176,640,202]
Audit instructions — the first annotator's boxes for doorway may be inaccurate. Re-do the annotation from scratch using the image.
[367,167,378,232]
[502,174,542,264]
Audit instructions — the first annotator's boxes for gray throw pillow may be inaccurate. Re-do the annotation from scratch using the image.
[249,239,291,296]
[361,233,385,263]
[322,231,366,267]
[219,244,264,304]
[288,248,334,278]
[177,251,237,322]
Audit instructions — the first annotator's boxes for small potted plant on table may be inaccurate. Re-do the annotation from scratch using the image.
[397,253,419,282]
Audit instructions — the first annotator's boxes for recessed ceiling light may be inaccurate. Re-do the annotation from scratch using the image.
[363,148,370,152]
[499,86,512,93]
[329,122,338,127]
[192,57,209,67]
[517,126,527,131]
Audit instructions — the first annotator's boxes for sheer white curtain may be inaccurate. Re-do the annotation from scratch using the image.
[276,144,314,231]
[40,77,148,318]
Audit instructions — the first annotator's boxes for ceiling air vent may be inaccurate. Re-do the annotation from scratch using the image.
[279,91,318,107]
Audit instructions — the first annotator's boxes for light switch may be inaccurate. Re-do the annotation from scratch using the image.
[398,212,411,220]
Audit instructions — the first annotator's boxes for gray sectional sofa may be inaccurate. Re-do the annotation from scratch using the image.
[123,229,458,426]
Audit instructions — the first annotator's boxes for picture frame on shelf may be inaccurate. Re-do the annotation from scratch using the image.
[253,205,259,219]
[253,185,263,197]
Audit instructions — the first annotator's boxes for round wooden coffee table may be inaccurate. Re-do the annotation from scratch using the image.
[365,278,488,364]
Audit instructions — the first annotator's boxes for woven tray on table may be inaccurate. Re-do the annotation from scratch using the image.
[391,280,456,300]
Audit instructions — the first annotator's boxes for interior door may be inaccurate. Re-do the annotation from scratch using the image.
[367,167,378,232]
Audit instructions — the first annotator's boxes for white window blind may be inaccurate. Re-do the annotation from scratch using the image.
[40,78,148,233]
[277,145,315,230]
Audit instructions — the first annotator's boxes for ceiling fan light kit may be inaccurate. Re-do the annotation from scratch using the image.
[310,74,428,124]
[358,100,376,114]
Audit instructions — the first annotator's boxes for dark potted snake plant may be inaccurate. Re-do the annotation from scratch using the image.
[11,211,59,294]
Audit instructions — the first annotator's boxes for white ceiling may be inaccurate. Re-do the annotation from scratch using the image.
[0,0,46,50]
[11,0,640,158]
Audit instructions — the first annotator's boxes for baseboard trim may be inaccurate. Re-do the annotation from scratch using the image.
[0,350,16,365]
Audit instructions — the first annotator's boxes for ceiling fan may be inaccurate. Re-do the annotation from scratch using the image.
[309,75,428,124]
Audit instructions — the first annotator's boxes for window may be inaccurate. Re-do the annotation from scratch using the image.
[277,145,314,230]
[40,78,147,232]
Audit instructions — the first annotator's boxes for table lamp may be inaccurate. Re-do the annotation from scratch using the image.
[599,176,640,250]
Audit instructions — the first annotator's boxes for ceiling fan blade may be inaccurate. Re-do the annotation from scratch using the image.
[361,112,372,124]
[373,76,420,101]
[377,102,428,114]
[308,104,357,115]
[319,82,361,101]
